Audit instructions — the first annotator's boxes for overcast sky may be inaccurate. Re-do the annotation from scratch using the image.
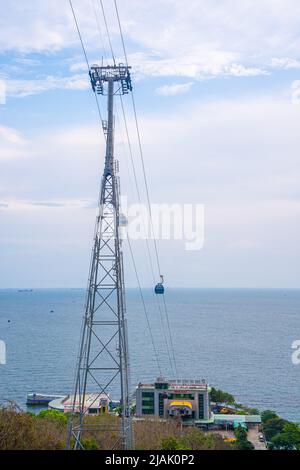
[1,0,300,288]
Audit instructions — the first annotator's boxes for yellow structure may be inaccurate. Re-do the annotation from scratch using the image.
[170,401,193,409]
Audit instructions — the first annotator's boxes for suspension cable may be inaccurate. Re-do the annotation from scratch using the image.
[117,99,175,376]
[113,0,178,377]
[69,0,105,134]
[113,0,161,274]
[127,235,162,376]
[92,0,171,376]
[99,0,116,65]
[91,0,108,65]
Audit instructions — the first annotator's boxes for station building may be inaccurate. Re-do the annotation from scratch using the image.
[49,393,110,414]
[135,377,211,422]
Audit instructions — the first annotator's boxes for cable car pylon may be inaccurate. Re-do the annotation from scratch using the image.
[67,64,133,450]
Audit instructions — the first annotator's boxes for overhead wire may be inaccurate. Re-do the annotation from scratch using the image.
[69,0,105,137]
[99,0,116,65]
[70,0,177,378]
[114,103,175,376]
[127,235,162,376]
[113,0,178,377]
[91,0,108,65]
[93,0,169,375]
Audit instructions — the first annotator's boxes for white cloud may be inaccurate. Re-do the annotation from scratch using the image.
[0,198,96,211]
[1,0,300,87]
[0,125,28,160]
[117,0,300,78]
[155,82,194,96]
[1,95,300,286]
[225,64,268,77]
[291,80,300,104]
[271,57,300,69]
[6,74,90,98]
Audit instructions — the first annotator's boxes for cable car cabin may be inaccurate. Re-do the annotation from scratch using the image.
[155,283,164,294]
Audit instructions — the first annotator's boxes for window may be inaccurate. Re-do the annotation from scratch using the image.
[142,391,154,415]
[155,382,168,390]
[198,394,204,419]
[159,393,166,417]
[167,393,194,400]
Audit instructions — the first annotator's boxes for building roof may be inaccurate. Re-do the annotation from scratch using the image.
[49,393,110,412]
[213,414,261,424]
[137,378,209,391]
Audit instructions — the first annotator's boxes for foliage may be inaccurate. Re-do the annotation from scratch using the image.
[269,422,300,450]
[263,417,286,441]
[0,408,65,450]
[38,409,68,425]
[1,390,299,451]
[237,405,259,415]
[261,409,300,450]
[178,428,228,451]
[80,438,99,450]
[210,387,235,405]
[261,410,279,423]
[232,425,254,451]
[0,408,230,450]
[161,436,181,450]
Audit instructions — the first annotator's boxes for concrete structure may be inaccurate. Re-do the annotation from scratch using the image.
[49,393,110,414]
[136,378,211,422]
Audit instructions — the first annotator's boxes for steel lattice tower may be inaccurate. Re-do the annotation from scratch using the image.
[67,64,133,450]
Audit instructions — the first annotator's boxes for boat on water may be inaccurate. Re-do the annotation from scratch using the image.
[18,289,33,293]
[26,393,65,406]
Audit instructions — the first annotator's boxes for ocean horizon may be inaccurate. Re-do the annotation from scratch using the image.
[0,287,299,422]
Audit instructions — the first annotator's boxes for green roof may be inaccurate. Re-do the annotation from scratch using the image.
[213,414,261,424]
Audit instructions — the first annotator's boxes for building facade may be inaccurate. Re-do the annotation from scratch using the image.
[136,378,211,422]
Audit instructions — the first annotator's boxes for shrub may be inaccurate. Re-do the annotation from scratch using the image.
[161,437,181,450]
[81,438,99,450]
[37,409,68,425]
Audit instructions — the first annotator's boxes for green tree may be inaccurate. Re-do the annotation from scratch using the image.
[261,410,279,423]
[81,438,99,450]
[210,387,235,405]
[161,436,180,450]
[270,423,300,450]
[263,418,286,440]
[233,425,254,451]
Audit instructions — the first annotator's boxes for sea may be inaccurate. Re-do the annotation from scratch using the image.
[0,288,299,422]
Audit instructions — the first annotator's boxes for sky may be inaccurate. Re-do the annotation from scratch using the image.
[1,0,300,288]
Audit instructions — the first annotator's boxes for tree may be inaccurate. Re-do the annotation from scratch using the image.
[263,418,286,441]
[261,410,279,423]
[270,423,300,450]
[210,387,235,405]
[233,425,254,451]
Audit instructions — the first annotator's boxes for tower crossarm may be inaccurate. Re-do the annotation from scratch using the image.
[89,64,132,95]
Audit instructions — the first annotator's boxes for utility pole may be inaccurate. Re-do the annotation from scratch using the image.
[67,64,133,450]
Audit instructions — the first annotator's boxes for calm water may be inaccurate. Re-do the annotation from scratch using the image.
[0,288,299,421]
